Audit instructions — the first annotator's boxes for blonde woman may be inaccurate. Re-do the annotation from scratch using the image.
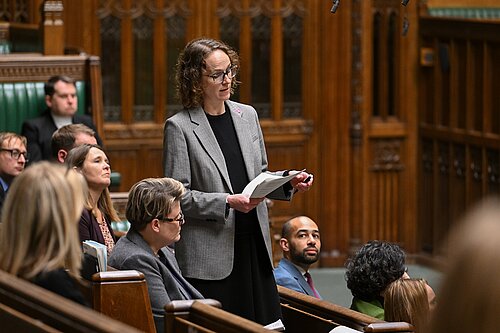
[0,162,87,305]
[428,198,500,333]
[66,144,119,254]
[384,278,434,332]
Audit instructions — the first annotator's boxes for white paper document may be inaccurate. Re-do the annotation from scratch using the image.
[264,318,285,331]
[242,169,304,198]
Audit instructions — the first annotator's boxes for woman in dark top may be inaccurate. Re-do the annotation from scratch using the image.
[163,37,313,325]
[66,144,120,255]
[0,162,88,305]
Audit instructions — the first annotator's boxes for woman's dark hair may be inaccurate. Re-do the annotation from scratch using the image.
[126,177,185,231]
[345,240,406,301]
[175,37,240,109]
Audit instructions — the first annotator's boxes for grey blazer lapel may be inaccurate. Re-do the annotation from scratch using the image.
[189,108,233,193]
[227,102,257,181]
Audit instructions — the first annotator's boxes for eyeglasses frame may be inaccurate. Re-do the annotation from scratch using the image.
[204,65,238,84]
[0,148,30,162]
[158,211,185,225]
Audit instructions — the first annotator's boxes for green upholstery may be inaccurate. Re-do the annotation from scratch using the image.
[0,79,121,187]
[0,81,85,133]
[0,41,11,54]
[427,7,500,19]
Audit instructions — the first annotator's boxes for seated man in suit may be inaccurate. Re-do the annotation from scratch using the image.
[274,216,322,299]
[0,132,28,215]
[109,177,204,333]
[21,75,102,164]
[51,124,97,163]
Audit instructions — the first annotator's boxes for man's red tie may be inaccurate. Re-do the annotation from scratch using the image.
[304,272,320,298]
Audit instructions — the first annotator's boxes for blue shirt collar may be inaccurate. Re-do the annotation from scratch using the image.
[0,177,8,192]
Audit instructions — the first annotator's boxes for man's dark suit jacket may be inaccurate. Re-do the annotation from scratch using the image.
[0,185,5,216]
[21,110,103,164]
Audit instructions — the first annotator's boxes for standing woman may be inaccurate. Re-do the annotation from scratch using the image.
[0,162,88,305]
[66,144,120,254]
[163,37,313,325]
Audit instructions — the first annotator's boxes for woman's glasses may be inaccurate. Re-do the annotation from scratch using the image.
[204,65,238,84]
[159,212,185,225]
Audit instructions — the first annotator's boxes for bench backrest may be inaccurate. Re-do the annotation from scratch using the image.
[91,269,156,333]
[165,300,271,333]
[0,302,60,333]
[0,54,104,137]
[0,269,140,333]
[278,286,414,333]
[280,302,337,332]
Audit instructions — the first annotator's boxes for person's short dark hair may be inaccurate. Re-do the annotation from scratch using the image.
[51,124,95,159]
[281,218,293,239]
[126,178,185,232]
[345,240,406,301]
[175,37,240,109]
[44,75,76,97]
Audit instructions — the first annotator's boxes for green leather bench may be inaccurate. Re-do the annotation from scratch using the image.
[0,81,86,133]
[0,54,120,188]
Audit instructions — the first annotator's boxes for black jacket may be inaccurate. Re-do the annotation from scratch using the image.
[21,110,102,164]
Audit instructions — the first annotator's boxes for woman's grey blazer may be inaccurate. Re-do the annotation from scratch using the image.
[163,100,292,280]
[108,228,204,333]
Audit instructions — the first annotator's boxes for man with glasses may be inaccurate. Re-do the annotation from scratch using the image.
[109,177,204,333]
[0,132,29,215]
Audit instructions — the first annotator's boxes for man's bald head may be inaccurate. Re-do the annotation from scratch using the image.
[280,216,321,269]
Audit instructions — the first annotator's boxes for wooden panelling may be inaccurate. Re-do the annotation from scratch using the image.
[4,0,468,267]
[418,17,500,259]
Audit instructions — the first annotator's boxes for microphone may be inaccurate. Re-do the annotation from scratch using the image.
[402,17,409,36]
[401,0,410,36]
[330,0,340,14]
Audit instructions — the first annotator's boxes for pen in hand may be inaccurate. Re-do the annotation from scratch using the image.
[303,175,312,183]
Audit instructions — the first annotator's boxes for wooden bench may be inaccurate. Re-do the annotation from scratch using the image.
[0,54,104,135]
[0,269,140,333]
[0,302,60,333]
[165,300,271,333]
[0,53,124,189]
[91,270,156,333]
[91,271,267,333]
[278,286,414,333]
[89,271,411,333]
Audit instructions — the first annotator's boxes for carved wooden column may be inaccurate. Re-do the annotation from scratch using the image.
[41,0,64,55]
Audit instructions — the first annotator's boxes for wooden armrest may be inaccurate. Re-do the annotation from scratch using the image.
[91,269,154,332]
[92,270,144,282]
[165,299,222,312]
[190,301,270,332]
[363,322,414,332]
